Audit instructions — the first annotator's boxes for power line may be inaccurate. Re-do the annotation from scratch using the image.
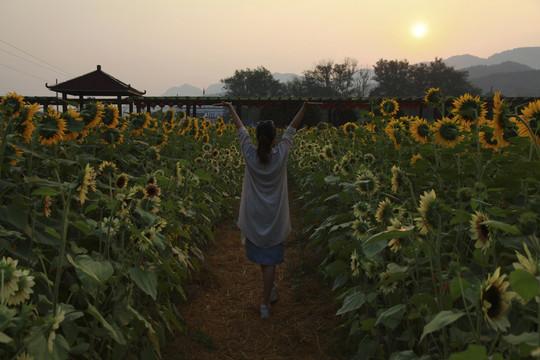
[0,62,50,82]
[0,47,71,78]
[0,39,73,77]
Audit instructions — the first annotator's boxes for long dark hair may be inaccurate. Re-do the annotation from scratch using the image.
[256,121,276,165]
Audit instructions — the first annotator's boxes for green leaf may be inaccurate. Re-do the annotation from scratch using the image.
[195,168,212,181]
[87,303,126,345]
[362,240,388,257]
[44,227,61,239]
[0,206,28,230]
[129,267,158,300]
[68,254,113,287]
[363,226,414,245]
[448,344,487,360]
[375,304,406,329]
[449,209,471,225]
[481,220,520,235]
[0,331,12,343]
[420,309,465,342]
[127,304,155,334]
[390,350,420,360]
[337,291,366,315]
[450,277,471,302]
[32,187,58,196]
[325,260,347,278]
[503,332,538,346]
[510,269,539,302]
[71,220,92,235]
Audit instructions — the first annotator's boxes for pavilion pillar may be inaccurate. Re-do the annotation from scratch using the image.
[62,93,67,113]
[117,96,122,116]
[192,103,197,118]
[129,100,133,114]
[186,102,191,117]
[79,95,84,111]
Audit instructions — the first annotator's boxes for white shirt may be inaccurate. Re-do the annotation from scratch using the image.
[237,125,296,248]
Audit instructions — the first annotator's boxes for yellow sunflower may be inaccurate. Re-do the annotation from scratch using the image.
[470,210,492,253]
[518,99,540,144]
[60,108,84,142]
[415,189,441,234]
[481,267,515,332]
[384,119,406,150]
[424,88,443,105]
[98,161,117,177]
[0,92,25,117]
[376,198,400,224]
[100,129,124,148]
[37,109,67,146]
[513,243,537,276]
[492,92,517,147]
[101,104,119,129]
[115,173,129,190]
[130,112,151,136]
[410,154,423,167]
[478,119,499,151]
[352,219,371,241]
[350,250,361,277]
[44,195,52,217]
[321,144,335,161]
[77,163,96,205]
[6,269,35,306]
[410,117,431,144]
[3,142,23,166]
[356,169,379,195]
[451,93,487,131]
[80,102,104,130]
[353,201,371,219]
[342,122,359,136]
[380,98,399,116]
[387,218,405,253]
[391,165,406,193]
[431,117,463,147]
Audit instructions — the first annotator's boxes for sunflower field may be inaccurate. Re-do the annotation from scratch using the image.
[0,89,539,359]
[290,90,540,359]
[0,93,244,359]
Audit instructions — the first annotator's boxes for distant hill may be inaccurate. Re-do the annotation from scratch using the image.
[487,47,540,69]
[468,70,540,97]
[444,54,488,69]
[444,47,540,70]
[162,84,204,96]
[463,61,533,79]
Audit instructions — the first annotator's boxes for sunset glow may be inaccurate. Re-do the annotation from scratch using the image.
[413,24,427,37]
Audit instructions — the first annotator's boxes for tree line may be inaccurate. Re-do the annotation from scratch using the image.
[220,58,480,98]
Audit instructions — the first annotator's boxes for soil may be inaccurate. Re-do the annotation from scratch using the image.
[162,201,350,360]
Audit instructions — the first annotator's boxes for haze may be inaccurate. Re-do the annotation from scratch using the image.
[1,0,539,96]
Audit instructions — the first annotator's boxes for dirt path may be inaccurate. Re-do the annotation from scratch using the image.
[163,202,348,359]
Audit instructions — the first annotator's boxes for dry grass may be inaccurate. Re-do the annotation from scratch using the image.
[163,206,349,359]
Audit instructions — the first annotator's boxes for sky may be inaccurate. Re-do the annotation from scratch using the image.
[1,0,539,96]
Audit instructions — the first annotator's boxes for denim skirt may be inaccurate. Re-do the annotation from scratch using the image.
[245,238,284,265]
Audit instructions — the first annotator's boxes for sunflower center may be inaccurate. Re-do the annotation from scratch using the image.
[418,124,430,138]
[484,286,502,318]
[439,123,458,141]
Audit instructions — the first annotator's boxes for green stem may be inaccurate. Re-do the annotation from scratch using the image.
[52,175,73,314]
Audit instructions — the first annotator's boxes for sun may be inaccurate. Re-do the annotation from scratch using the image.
[413,24,427,37]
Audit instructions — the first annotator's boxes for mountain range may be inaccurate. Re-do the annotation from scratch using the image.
[163,47,540,97]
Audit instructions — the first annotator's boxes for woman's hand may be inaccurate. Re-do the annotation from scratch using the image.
[212,101,233,108]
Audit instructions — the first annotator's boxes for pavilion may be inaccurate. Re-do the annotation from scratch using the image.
[46,65,145,115]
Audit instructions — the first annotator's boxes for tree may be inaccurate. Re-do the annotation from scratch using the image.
[370,58,480,97]
[352,67,372,97]
[301,58,359,97]
[221,66,284,97]
[370,59,411,97]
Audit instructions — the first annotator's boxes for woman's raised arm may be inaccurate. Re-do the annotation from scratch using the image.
[213,102,243,129]
[289,100,324,129]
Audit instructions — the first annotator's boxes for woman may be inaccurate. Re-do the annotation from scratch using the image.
[214,100,321,319]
